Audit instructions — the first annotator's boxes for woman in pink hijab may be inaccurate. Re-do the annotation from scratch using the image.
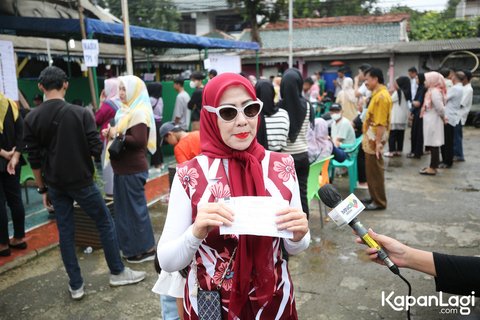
[420,72,447,176]
[96,78,121,196]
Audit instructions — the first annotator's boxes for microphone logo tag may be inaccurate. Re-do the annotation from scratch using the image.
[328,194,366,227]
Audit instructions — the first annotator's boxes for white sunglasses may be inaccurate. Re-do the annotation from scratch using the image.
[204,100,263,122]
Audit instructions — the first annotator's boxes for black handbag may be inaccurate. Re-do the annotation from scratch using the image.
[108,135,125,159]
[196,247,237,320]
[197,290,222,320]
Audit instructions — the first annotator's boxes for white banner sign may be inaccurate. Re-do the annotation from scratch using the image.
[82,39,99,67]
[0,40,19,101]
[206,54,241,74]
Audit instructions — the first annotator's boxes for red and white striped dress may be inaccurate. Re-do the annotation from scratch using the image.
[157,151,310,320]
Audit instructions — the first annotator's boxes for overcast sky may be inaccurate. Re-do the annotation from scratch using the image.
[376,0,449,12]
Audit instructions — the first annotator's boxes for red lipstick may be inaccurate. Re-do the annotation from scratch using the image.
[234,132,249,139]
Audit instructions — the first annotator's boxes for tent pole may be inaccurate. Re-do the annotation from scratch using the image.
[288,0,293,68]
[256,50,259,78]
[89,33,100,109]
[78,3,98,109]
[147,49,151,73]
[131,43,135,75]
[121,0,134,75]
[198,50,201,71]
[65,40,72,78]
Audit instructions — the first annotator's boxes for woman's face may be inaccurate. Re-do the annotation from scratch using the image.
[217,86,258,151]
[119,82,127,103]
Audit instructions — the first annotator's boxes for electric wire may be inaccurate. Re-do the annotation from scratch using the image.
[398,272,412,320]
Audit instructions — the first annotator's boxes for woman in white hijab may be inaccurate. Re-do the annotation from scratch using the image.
[335,77,358,121]
[103,75,157,263]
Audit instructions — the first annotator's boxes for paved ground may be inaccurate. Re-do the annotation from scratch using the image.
[1,127,479,320]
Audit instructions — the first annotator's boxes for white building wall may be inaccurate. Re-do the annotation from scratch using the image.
[393,55,420,79]
[456,0,480,18]
[465,0,480,17]
[195,12,215,35]
[262,67,279,79]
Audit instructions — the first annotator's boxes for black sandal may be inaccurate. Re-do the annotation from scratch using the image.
[0,248,11,256]
[9,242,27,250]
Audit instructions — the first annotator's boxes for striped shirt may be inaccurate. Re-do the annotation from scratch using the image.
[265,108,290,152]
[283,104,310,155]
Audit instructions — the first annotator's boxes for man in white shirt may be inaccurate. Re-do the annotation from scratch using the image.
[353,64,372,190]
[172,77,191,131]
[330,103,356,147]
[454,70,473,162]
[440,71,464,168]
[408,67,418,103]
[334,66,347,98]
[355,64,372,120]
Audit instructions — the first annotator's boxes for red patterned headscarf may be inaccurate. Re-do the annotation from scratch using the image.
[200,73,274,319]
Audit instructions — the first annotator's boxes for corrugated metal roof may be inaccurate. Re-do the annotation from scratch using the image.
[240,23,402,50]
[172,0,232,13]
[149,37,480,63]
[393,38,480,53]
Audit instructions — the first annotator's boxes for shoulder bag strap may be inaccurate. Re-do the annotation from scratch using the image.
[45,102,70,146]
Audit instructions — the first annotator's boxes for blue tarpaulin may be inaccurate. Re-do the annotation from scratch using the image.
[0,15,259,50]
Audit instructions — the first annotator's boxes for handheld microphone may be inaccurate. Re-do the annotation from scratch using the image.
[319,184,399,275]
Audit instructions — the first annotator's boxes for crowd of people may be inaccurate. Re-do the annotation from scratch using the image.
[0,61,476,319]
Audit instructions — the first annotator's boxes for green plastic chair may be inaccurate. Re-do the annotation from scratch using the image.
[328,136,363,194]
[307,155,333,228]
[20,157,35,204]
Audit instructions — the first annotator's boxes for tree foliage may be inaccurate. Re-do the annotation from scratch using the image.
[98,0,179,31]
[293,0,378,18]
[227,0,287,45]
[410,12,478,40]
[389,5,479,41]
[442,0,462,19]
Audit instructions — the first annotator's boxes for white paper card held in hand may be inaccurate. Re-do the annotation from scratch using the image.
[219,196,293,239]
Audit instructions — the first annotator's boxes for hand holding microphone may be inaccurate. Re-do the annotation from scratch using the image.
[355,228,410,269]
[318,184,399,275]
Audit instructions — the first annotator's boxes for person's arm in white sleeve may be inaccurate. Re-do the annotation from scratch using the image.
[283,174,310,255]
[157,174,203,272]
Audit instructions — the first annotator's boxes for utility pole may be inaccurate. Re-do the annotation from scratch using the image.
[78,1,98,109]
[288,0,293,68]
[121,0,133,75]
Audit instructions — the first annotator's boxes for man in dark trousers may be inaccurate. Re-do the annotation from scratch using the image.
[23,66,145,300]
[362,68,392,210]
[0,92,27,257]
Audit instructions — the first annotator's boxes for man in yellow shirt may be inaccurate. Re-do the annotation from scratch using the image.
[362,68,392,210]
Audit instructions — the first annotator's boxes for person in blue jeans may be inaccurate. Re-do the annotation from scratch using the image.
[23,66,146,300]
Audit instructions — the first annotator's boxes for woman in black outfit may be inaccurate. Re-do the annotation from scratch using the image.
[147,82,164,168]
[278,69,315,218]
[408,73,426,159]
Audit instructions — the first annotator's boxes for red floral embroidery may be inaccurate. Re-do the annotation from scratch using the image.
[209,182,231,199]
[177,166,199,189]
[273,156,296,182]
[213,261,234,291]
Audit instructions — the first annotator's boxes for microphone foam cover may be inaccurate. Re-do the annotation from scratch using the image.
[319,184,343,208]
